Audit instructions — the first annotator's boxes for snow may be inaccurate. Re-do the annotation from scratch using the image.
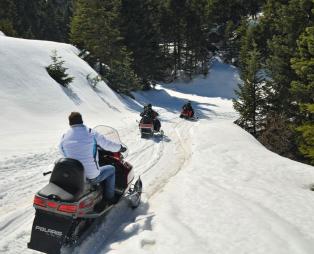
[0,36,133,159]
[1,35,314,254]
[0,31,5,36]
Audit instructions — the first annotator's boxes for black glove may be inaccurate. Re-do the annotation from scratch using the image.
[120,145,127,153]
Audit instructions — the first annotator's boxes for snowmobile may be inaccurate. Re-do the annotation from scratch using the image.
[139,116,163,138]
[180,109,197,121]
[28,126,142,254]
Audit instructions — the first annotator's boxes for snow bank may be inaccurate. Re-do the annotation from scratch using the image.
[0,36,132,159]
[100,93,314,254]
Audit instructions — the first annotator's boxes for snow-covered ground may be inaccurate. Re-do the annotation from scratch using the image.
[1,36,314,254]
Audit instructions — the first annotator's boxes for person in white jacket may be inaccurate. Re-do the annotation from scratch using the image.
[59,112,125,202]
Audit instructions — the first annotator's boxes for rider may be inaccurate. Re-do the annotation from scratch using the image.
[182,101,194,117]
[140,104,161,131]
[59,112,126,203]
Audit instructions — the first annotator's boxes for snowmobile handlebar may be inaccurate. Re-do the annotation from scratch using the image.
[43,171,52,176]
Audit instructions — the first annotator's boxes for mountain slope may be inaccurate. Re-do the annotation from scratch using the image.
[0,36,133,159]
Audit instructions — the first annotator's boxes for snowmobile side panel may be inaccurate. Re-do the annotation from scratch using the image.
[28,210,74,254]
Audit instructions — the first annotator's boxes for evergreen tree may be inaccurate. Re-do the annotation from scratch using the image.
[105,47,141,94]
[0,0,16,36]
[46,49,74,87]
[264,0,313,116]
[258,112,297,159]
[12,0,47,39]
[291,26,314,164]
[183,0,212,78]
[71,0,123,64]
[120,0,165,87]
[43,0,73,42]
[166,0,187,78]
[70,0,140,93]
[2,0,73,41]
[233,43,265,135]
[158,0,213,80]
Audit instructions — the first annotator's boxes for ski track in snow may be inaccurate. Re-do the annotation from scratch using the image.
[0,105,194,254]
[0,150,59,253]
[67,112,194,254]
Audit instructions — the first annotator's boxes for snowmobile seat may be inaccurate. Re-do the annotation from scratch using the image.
[141,115,153,124]
[38,182,74,201]
[39,158,85,202]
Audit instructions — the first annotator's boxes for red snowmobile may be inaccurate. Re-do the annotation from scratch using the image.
[28,126,142,254]
[180,109,195,119]
[180,102,197,120]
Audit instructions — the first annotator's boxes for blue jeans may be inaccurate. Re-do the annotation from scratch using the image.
[89,165,115,200]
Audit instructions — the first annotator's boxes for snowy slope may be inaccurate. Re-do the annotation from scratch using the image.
[1,36,314,254]
[86,88,314,254]
[0,36,134,159]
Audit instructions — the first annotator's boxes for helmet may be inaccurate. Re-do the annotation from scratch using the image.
[147,103,152,109]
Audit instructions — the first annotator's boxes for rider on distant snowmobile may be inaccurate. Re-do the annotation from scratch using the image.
[182,101,194,118]
[140,104,161,132]
[59,112,127,203]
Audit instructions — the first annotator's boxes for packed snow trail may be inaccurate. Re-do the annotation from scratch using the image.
[1,35,314,254]
[89,87,314,254]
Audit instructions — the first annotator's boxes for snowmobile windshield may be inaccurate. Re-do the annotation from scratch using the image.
[93,125,128,158]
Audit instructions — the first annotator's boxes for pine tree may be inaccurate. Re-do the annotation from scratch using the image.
[0,0,16,36]
[46,50,74,87]
[7,0,72,41]
[264,0,313,116]
[183,0,212,78]
[233,43,265,135]
[12,0,47,39]
[105,47,141,94]
[120,0,165,86]
[258,112,297,159]
[43,0,73,42]
[166,0,187,78]
[291,26,314,164]
[70,0,140,93]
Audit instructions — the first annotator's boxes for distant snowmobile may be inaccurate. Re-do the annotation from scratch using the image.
[139,120,164,138]
[180,110,198,120]
[28,126,142,254]
[139,113,163,138]
[180,101,197,120]
[139,104,163,138]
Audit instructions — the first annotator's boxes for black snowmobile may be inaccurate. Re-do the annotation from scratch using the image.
[139,111,163,138]
[139,120,164,138]
[28,126,142,254]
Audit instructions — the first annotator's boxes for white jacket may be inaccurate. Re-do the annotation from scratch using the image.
[59,124,121,179]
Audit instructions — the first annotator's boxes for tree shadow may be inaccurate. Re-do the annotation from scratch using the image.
[132,88,218,121]
[69,200,153,254]
[62,86,82,105]
[154,134,171,143]
[163,59,239,100]
[102,201,153,248]
[120,94,144,113]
